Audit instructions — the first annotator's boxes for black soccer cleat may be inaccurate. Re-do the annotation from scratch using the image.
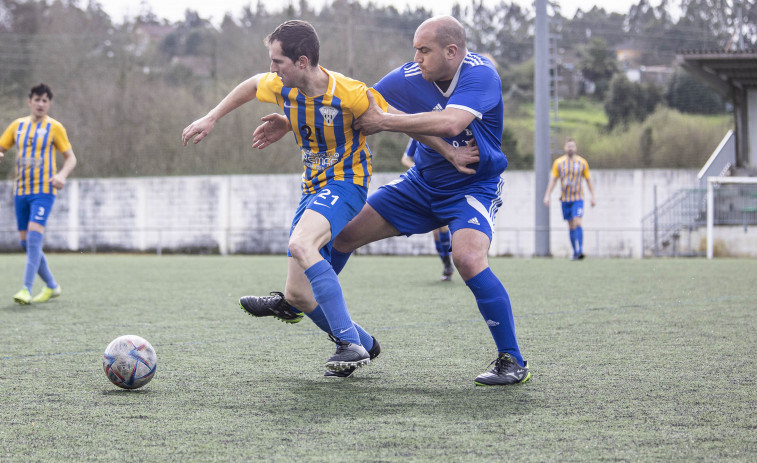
[325,335,370,372]
[474,353,531,386]
[238,291,304,324]
[325,336,381,378]
[441,255,454,282]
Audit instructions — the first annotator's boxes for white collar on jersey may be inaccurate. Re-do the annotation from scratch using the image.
[433,52,468,98]
[322,66,337,95]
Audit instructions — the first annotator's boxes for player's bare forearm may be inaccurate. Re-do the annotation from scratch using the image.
[543,177,558,206]
[51,150,77,189]
[354,90,474,137]
[182,74,262,146]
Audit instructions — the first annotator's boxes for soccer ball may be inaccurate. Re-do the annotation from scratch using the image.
[103,335,157,389]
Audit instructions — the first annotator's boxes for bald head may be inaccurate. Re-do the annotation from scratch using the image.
[418,16,466,50]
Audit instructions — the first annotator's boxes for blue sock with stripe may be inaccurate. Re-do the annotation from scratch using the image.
[305,305,374,350]
[575,226,583,255]
[465,267,524,367]
[23,231,45,292]
[304,260,360,345]
[330,248,352,275]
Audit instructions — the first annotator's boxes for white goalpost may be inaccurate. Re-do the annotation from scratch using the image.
[706,176,757,259]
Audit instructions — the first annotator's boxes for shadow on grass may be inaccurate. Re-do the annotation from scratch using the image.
[261,376,538,422]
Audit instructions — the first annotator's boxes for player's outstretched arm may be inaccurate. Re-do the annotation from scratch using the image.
[182,74,264,146]
[354,90,474,138]
[252,114,291,149]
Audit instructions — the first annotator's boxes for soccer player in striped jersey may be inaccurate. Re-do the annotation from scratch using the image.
[182,20,382,374]
[183,20,457,377]
[0,83,77,305]
[543,138,596,260]
[401,139,454,281]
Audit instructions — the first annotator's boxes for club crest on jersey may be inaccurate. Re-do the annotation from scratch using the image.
[319,106,339,126]
[36,128,48,137]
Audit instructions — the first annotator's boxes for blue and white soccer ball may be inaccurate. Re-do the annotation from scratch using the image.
[103,335,157,389]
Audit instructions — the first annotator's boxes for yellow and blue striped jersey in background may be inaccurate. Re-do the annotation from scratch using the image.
[256,67,388,194]
[0,116,72,196]
[550,154,591,202]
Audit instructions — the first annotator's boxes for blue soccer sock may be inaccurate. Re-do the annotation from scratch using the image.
[330,248,353,275]
[21,239,58,289]
[575,226,584,255]
[568,229,577,255]
[435,229,451,260]
[465,267,524,367]
[305,305,374,350]
[304,260,360,345]
[23,231,45,292]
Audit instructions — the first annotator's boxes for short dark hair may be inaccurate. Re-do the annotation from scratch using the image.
[29,83,53,100]
[265,20,320,67]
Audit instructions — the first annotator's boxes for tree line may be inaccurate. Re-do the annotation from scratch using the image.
[0,0,752,180]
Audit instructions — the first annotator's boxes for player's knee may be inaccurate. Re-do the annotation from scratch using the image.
[452,251,487,280]
[287,238,309,263]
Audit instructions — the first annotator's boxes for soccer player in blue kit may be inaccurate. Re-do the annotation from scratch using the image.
[249,16,529,385]
[342,15,530,386]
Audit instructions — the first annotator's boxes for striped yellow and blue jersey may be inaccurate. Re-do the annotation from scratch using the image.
[551,154,591,202]
[0,116,72,196]
[256,67,388,194]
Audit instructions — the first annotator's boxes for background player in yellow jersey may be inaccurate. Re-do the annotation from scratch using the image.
[0,83,78,304]
[543,138,596,260]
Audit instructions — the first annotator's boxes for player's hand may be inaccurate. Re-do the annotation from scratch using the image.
[49,174,66,190]
[448,139,479,175]
[353,90,386,135]
[543,197,550,207]
[182,115,215,146]
[591,197,596,207]
[252,113,291,149]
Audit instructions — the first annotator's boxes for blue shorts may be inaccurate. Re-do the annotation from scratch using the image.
[289,181,368,260]
[367,169,503,241]
[15,194,55,230]
[561,200,584,221]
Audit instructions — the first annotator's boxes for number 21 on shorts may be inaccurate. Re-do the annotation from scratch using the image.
[313,188,340,207]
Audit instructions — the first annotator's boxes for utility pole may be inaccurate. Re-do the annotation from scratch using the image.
[534,0,550,256]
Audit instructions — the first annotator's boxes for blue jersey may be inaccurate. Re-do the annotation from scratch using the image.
[403,139,418,160]
[374,52,507,190]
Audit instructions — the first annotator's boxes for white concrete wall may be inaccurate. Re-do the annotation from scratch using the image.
[0,169,722,258]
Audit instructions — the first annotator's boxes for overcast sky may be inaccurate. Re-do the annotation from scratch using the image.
[97,0,643,25]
